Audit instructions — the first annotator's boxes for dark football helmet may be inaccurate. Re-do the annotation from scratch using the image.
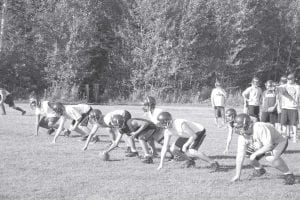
[48,102,64,115]
[234,113,252,135]
[89,109,102,123]
[157,112,172,128]
[142,96,156,112]
[111,114,126,128]
[225,108,237,123]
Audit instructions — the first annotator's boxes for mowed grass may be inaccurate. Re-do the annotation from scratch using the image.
[0,104,300,200]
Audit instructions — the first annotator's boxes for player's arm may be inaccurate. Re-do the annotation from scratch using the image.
[157,130,171,170]
[181,122,197,152]
[0,91,4,104]
[52,116,65,143]
[211,90,215,108]
[35,114,41,136]
[250,143,273,161]
[103,132,123,154]
[242,88,250,101]
[231,136,247,182]
[224,126,233,154]
[82,124,100,151]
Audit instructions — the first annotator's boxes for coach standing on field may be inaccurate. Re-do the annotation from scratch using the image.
[242,77,262,121]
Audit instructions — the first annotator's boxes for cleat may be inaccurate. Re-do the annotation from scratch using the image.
[125,151,139,157]
[284,174,295,185]
[21,111,26,115]
[47,128,55,135]
[141,156,153,164]
[210,161,219,172]
[252,168,266,177]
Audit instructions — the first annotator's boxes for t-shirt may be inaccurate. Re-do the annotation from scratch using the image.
[281,83,300,110]
[65,104,91,120]
[261,90,277,112]
[166,119,205,138]
[211,87,226,107]
[252,122,286,146]
[103,110,127,127]
[35,101,58,118]
[145,108,163,124]
[242,86,262,106]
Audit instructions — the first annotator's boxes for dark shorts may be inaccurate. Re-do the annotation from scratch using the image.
[261,111,278,124]
[214,106,224,118]
[4,94,15,107]
[174,129,206,150]
[248,105,260,121]
[39,116,60,129]
[71,108,92,127]
[136,126,164,143]
[280,109,298,126]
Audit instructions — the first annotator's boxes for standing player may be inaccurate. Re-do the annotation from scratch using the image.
[29,98,60,136]
[231,113,295,185]
[156,112,219,171]
[102,115,164,164]
[260,80,278,126]
[49,102,92,143]
[280,73,300,142]
[211,81,227,127]
[0,88,26,115]
[242,77,262,121]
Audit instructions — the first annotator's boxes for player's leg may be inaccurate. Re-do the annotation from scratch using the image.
[290,109,298,143]
[0,103,6,115]
[124,135,138,157]
[6,95,26,115]
[139,139,153,163]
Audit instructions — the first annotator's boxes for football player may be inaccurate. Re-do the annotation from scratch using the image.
[0,88,26,115]
[211,81,227,128]
[102,114,164,164]
[231,113,295,185]
[49,102,92,143]
[156,112,219,171]
[223,108,237,154]
[82,109,138,157]
[260,80,278,125]
[29,97,60,136]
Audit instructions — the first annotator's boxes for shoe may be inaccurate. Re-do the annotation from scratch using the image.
[210,161,219,172]
[141,156,153,164]
[22,111,26,115]
[125,147,131,153]
[126,151,138,157]
[252,168,266,177]
[284,174,295,185]
[181,159,196,168]
[47,128,55,135]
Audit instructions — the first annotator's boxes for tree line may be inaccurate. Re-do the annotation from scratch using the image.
[0,0,299,103]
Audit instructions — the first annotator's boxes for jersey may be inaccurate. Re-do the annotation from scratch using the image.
[281,83,300,110]
[166,119,205,138]
[104,110,127,127]
[65,104,92,121]
[211,87,226,107]
[35,101,58,118]
[261,89,277,112]
[145,108,163,124]
[242,86,262,106]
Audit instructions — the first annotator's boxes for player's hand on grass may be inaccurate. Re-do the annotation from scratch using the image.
[82,146,87,151]
[223,149,229,154]
[231,175,240,182]
[157,164,162,170]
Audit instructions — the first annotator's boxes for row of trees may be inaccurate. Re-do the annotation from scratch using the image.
[0,0,299,102]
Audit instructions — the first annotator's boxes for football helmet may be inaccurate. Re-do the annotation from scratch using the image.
[225,108,237,123]
[123,110,132,122]
[48,102,64,115]
[111,114,126,128]
[142,96,156,112]
[89,109,102,123]
[157,112,172,128]
[29,98,39,110]
[234,113,252,135]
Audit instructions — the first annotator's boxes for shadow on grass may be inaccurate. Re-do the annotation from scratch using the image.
[210,155,236,160]
[284,150,300,154]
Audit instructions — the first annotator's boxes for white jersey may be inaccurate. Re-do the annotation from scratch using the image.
[166,119,205,138]
[211,87,226,107]
[252,122,286,146]
[242,86,262,106]
[281,83,300,110]
[145,108,163,124]
[65,104,91,120]
[103,110,127,126]
[35,101,58,118]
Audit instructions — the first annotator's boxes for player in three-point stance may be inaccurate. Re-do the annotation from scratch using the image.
[231,113,295,185]
[156,112,219,171]
[0,88,26,115]
[223,108,237,154]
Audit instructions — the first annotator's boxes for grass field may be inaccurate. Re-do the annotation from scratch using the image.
[1,104,300,200]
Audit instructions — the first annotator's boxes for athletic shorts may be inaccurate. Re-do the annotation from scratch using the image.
[280,109,298,126]
[248,105,260,121]
[71,108,92,127]
[277,113,281,123]
[39,116,60,129]
[174,129,206,150]
[136,126,164,143]
[261,111,278,124]
[4,94,15,107]
[214,106,224,118]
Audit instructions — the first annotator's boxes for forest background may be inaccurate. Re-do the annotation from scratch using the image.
[0,0,299,104]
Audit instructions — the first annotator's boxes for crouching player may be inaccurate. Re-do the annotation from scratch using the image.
[231,113,295,185]
[29,98,60,136]
[49,102,92,143]
[156,112,219,171]
[102,115,164,164]
[223,108,237,154]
